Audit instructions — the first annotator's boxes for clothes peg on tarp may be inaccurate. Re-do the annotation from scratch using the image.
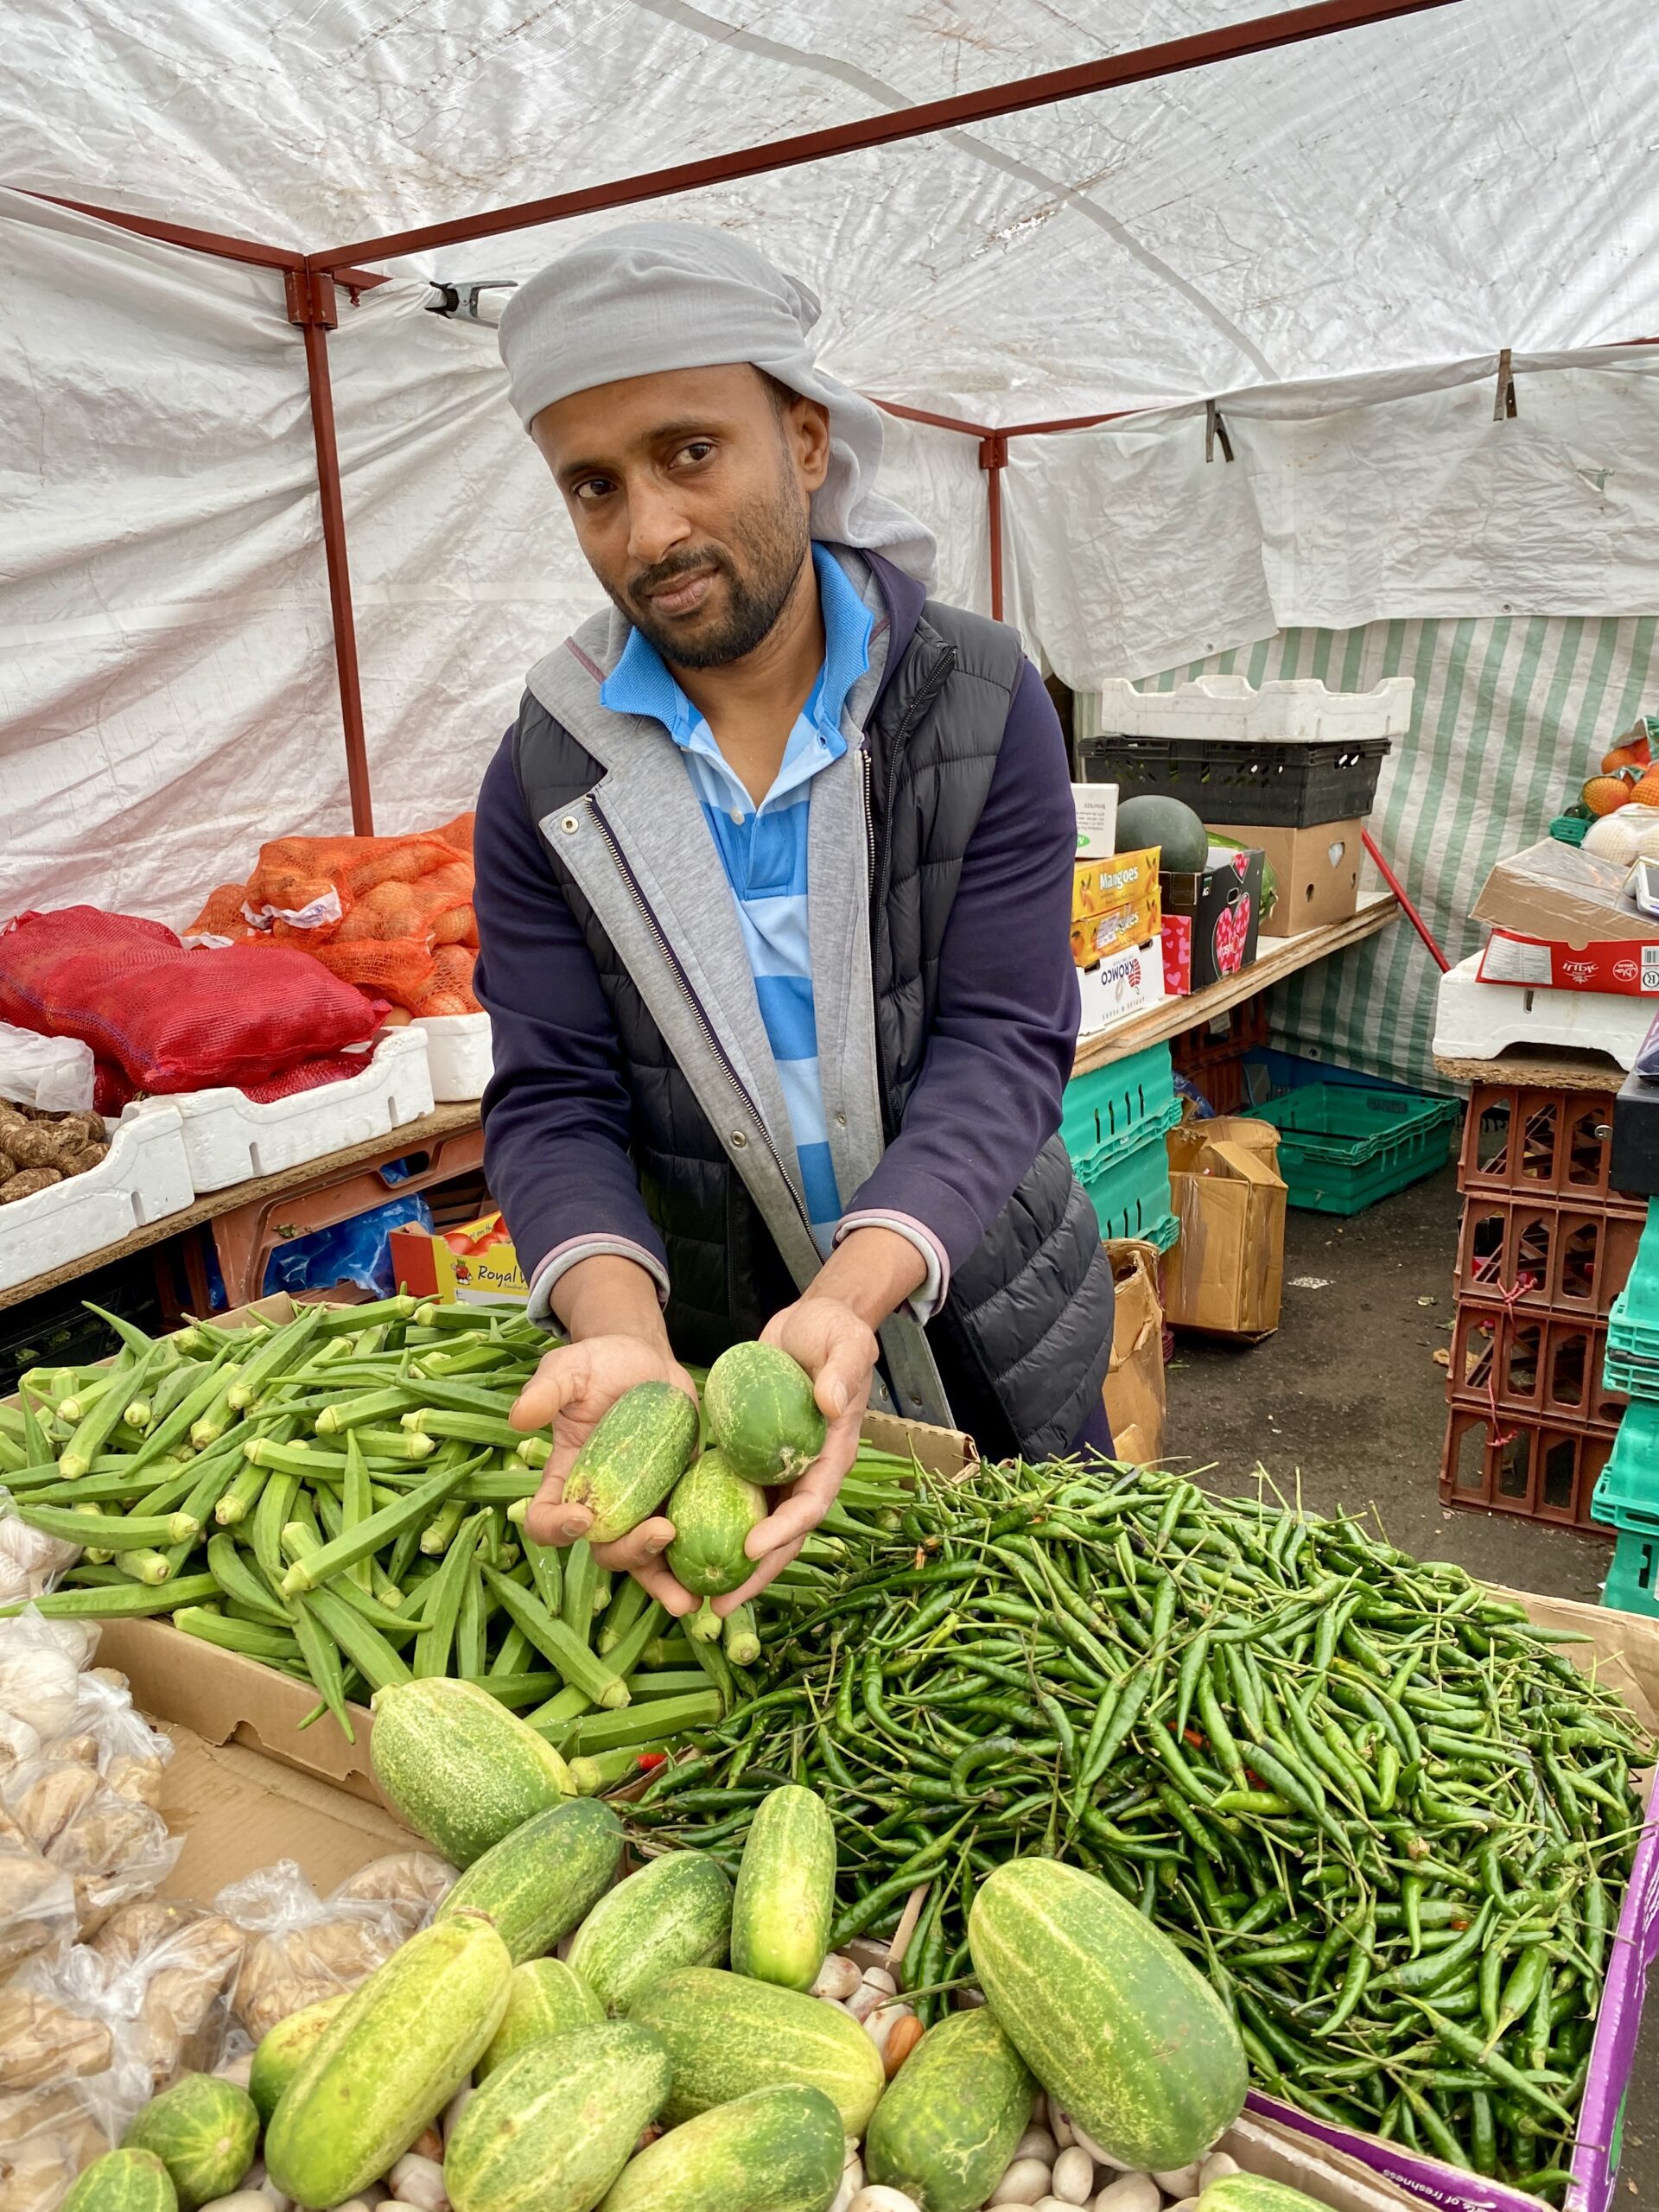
[1205,397,1234,463]
[1493,347,1517,421]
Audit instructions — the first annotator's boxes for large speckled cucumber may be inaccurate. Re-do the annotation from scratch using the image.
[369,1677,573,1866]
[1200,2179,1325,2212]
[565,1847,732,2015]
[664,1449,766,1641]
[730,1783,836,1993]
[702,1344,824,1484]
[121,2075,258,2212]
[446,2024,671,2212]
[437,1796,622,1963]
[626,1965,885,2134]
[264,1910,512,2210]
[563,1381,700,1543]
[248,1992,350,2125]
[598,2083,844,2212]
[969,1857,1247,2171]
[62,2151,178,2212]
[480,1958,605,2078]
[863,2006,1033,2212]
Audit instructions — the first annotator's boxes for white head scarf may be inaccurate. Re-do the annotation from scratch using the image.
[498,221,938,589]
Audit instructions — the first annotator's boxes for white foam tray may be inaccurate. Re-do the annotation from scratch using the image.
[0,1107,194,1294]
[131,1024,435,1194]
[1433,952,1654,1071]
[413,1012,492,1102]
[1096,672,1414,745]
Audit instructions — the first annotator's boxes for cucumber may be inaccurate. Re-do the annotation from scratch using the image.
[62,2151,178,2212]
[664,1450,765,1639]
[121,2075,258,2212]
[480,1957,606,2077]
[437,1796,622,1964]
[730,1783,836,1993]
[565,1848,732,2015]
[264,1910,512,2209]
[864,2006,1033,2212]
[969,1856,1248,2171]
[626,1965,885,2134]
[598,2083,843,2212]
[562,1382,699,1543]
[445,2024,671,2212]
[703,1344,824,1484]
[1200,2180,1325,2212]
[248,1992,350,2125]
[369,1677,574,1866]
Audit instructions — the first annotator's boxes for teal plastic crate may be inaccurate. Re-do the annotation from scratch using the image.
[1062,1045,1179,1176]
[1243,1084,1463,1214]
[1549,811,1592,847]
[1606,1208,1659,1398]
[1592,1402,1659,1532]
[1077,1125,1179,1249]
[1603,1529,1659,1618]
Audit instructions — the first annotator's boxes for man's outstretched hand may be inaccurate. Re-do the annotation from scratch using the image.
[510,1334,703,1612]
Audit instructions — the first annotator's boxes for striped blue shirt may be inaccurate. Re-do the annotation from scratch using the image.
[600,545,872,1253]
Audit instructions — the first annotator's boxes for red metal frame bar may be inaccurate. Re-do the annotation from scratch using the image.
[1363,829,1449,971]
[27,193,388,294]
[308,0,1467,270]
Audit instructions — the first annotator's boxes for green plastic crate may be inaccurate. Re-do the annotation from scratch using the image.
[1062,1045,1179,1176]
[1077,1126,1179,1249]
[1606,1208,1659,1401]
[1243,1084,1463,1215]
[1592,1402,1659,1533]
[1603,1528,1659,1618]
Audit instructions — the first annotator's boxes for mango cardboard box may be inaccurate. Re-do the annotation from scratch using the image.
[389,1212,530,1305]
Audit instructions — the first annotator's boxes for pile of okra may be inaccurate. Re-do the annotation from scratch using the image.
[632,1461,1653,2201]
[0,1294,885,1767]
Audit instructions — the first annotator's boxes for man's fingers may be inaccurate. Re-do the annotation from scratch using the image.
[509,1351,583,1433]
[630,1558,701,1616]
[715,1535,804,1613]
[590,1517,676,1576]
[525,1491,590,1548]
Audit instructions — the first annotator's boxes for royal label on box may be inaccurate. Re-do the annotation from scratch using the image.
[388,1212,530,1304]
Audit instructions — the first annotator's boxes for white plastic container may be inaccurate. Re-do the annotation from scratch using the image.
[1433,953,1652,1071]
[0,1107,194,1294]
[133,1025,435,1195]
[413,1013,492,1102]
[1094,673,1414,744]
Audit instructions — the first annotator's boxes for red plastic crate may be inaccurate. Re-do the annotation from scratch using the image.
[1438,1404,1617,1529]
[1458,1083,1637,1213]
[1447,1301,1626,1430]
[1454,1194,1643,1315]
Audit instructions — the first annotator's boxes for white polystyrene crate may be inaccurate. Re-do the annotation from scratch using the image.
[1433,953,1653,1071]
[0,1106,194,1294]
[1096,672,1414,744]
[135,1024,435,1195]
[413,1012,492,1102]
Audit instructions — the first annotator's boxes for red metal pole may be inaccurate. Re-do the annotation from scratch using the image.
[23,194,388,293]
[979,435,1008,622]
[296,302,375,834]
[308,0,1468,270]
[871,398,995,440]
[1362,829,1449,971]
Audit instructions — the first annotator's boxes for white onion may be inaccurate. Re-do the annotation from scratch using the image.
[1093,2177,1160,2212]
[991,2159,1053,2205]
[386,2154,448,2212]
[1052,2146,1096,2204]
[1015,2128,1059,2164]
[813,1954,863,2002]
[1154,2169,1200,2199]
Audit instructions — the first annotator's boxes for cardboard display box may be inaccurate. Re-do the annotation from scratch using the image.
[1072,846,1160,928]
[1473,838,1659,994]
[1223,818,1363,938]
[1161,846,1265,995]
[1103,1237,1166,1464]
[389,1212,530,1305]
[1077,935,1166,1039]
[1163,1116,1287,1337]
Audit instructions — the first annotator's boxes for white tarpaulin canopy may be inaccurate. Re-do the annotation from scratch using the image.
[3,0,1659,939]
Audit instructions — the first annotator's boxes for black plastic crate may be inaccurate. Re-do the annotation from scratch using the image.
[1613,1069,1659,1199]
[1079,732,1390,829]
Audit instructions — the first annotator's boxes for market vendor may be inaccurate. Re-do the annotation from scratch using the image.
[474,221,1115,1617]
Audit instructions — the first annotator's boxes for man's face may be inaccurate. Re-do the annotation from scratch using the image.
[531,365,830,670]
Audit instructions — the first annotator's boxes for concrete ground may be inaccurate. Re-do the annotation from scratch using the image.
[1165,1162,1655,2195]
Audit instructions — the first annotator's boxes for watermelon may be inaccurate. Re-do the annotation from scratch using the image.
[703,1344,824,1484]
[369,1677,574,1866]
[437,1796,622,1963]
[1115,792,1210,874]
[968,1857,1247,2171]
[121,2075,258,2212]
[445,2025,671,2212]
[598,2083,844,2212]
[626,1965,885,2134]
[565,1848,733,2015]
[730,1783,836,1993]
[480,1957,605,2077]
[664,1449,766,1640]
[563,1381,700,1543]
[1200,2179,1325,2212]
[863,2006,1033,2212]
[248,1993,350,2125]
[62,2152,178,2212]
[264,1910,512,2210]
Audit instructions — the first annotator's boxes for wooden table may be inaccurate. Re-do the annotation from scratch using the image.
[0,1105,482,1315]
[1071,893,1401,1075]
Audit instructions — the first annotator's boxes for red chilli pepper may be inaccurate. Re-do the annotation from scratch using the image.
[637,1752,668,1771]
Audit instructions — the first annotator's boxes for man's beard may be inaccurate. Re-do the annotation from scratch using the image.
[610,476,810,671]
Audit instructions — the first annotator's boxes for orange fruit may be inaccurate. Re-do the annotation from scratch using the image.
[1629,772,1659,808]
[1604,742,1651,774]
[1583,774,1636,815]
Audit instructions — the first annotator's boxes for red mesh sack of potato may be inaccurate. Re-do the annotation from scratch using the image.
[0,908,382,1093]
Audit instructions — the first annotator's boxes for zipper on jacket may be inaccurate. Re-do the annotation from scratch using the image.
[859,743,877,893]
[583,793,810,1230]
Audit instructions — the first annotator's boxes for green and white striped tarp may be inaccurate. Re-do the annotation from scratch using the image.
[1082,617,1658,1090]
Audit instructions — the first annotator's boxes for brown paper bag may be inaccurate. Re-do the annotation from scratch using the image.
[1164,1117,1287,1338]
[1103,1239,1166,1462]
